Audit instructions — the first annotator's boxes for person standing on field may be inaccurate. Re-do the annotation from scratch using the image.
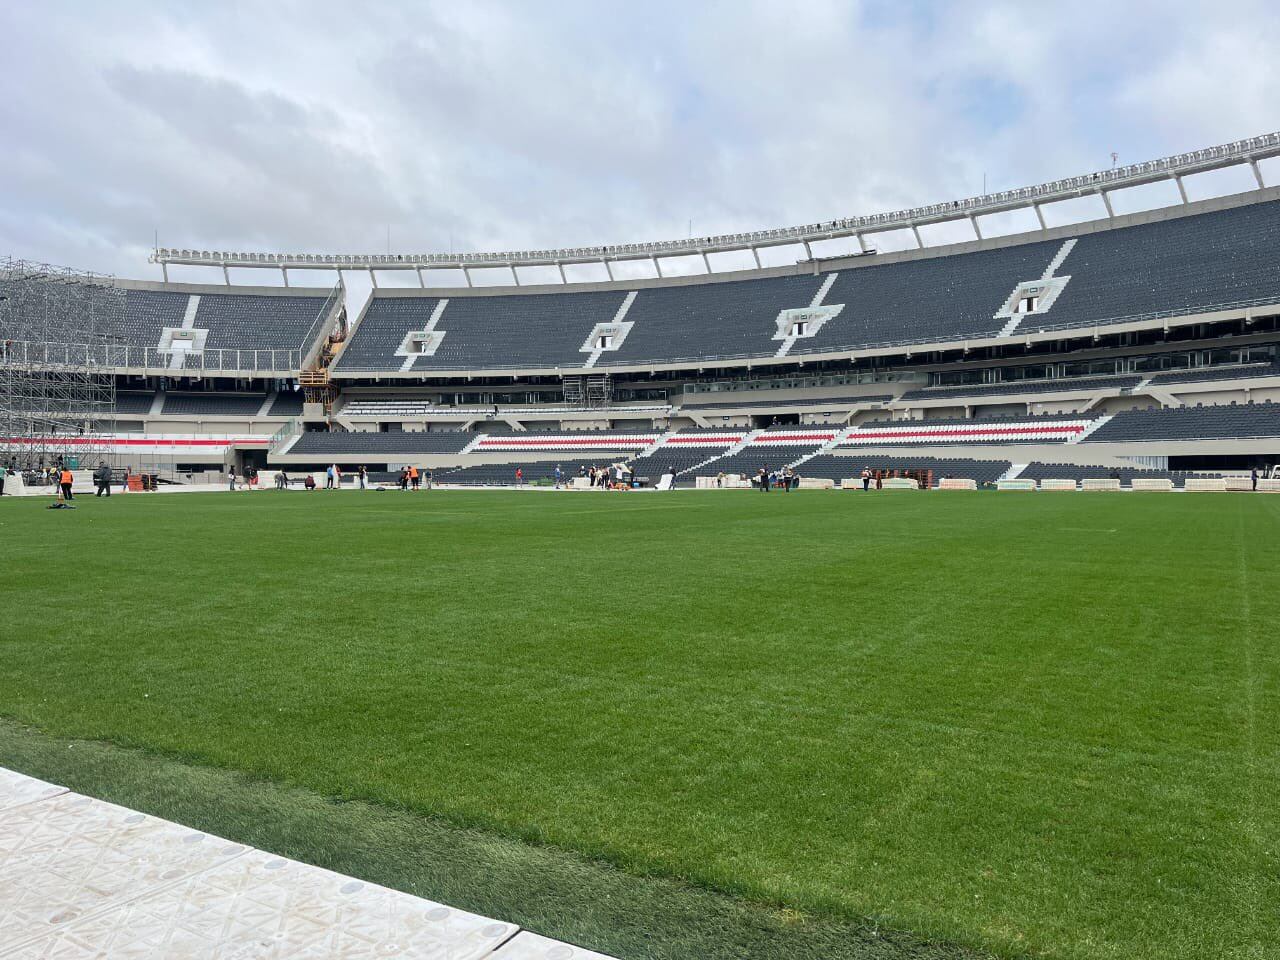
[515,466,523,486]
[409,465,420,490]
[94,461,112,497]
[59,465,74,500]
[228,466,237,492]
[358,465,367,489]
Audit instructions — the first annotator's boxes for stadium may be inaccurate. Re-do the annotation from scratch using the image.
[1,8,1278,960]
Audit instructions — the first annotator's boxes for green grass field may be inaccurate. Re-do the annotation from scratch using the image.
[0,489,1276,960]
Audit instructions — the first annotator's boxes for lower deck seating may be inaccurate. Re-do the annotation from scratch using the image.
[439,459,614,485]
[161,393,268,416]
[288,430,472,456]
[799,454,1011,485]
[1017,462,1212,487]
[1084,401,1280,442]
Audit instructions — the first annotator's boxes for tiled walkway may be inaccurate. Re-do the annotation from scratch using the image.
[0,766,615,959]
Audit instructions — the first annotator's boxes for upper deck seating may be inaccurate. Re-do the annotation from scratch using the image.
[121,288,331,356]
[330,200,1280,373]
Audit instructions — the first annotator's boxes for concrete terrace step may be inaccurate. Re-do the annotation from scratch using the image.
[0,765,618,960]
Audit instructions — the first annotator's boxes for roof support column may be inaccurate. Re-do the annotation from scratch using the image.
[557,262,567,284]
[1250,158,1266,188]
[161,262,169,282]
[652,256,664,278]
[1033,202,1047,230]
[221,264,230,285]
[369,268,378,289]
[603,259,614,281]
[281,267,290,287]
[802,240,813,260]
[416,268,426,288]
[910,224,923,249]
[1100,190,1115,219]
[700,250,711,273]
[750,247,762,269]
[969,215,982,240]
[856,234,867,253]
[1174,174,1189,204]
[510,265,521,286]
[461,266,473,288]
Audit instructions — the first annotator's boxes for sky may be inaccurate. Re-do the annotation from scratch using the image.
[2,0,1279,298]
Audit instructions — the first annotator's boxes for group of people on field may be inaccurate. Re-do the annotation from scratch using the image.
[397,464,431,490]
[755,466,800,492]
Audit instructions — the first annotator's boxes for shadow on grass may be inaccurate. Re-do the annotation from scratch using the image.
[0,719,997,960]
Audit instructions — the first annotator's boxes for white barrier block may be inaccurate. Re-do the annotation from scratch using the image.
[1260,479,1280,493]
[1185,478,1228,492]
[1038,479,1076,491]
[1081,478,1122,491]
[938,478,977,490]
[997,479,1037,491]
[881,478,919,490]
[841,478,863,489]
[1131,478,1174,491]
[797,477,834,489]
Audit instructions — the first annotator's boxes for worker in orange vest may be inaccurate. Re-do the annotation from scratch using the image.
[59,466,74,500]
[409,465,420,491]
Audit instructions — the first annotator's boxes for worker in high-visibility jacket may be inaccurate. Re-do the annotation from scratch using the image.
[59,466,74,501]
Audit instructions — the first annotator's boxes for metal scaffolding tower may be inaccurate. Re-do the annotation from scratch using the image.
[0,258,120,471]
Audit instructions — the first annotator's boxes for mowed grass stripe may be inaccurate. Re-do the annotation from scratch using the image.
[0,490,1276,960]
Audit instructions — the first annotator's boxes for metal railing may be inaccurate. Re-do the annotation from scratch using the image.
[0,340,302,373]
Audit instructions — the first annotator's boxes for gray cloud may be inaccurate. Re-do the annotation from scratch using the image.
[1,0,1277,290]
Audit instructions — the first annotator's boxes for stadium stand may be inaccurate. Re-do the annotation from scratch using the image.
[607,275,824,364]
[1083,401,1280,442]
[1017,462,1211,487]
[900,375,1141,401]
[268,391,306,416]
[112,392,156,415]
[1015,200,1280,332]
[843,413,1097,444]
[680,393,892,410]
[160,393,267,416]
[288,431,473,456]
[122,289,330,353]
[1147,363,1280,385]
[799,455,1011,485]
[798,240,1060,352]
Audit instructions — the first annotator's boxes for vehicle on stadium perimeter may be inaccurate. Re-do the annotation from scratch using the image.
[8,132,1280,490]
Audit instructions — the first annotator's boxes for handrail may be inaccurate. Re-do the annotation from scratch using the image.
[0,340,302,373]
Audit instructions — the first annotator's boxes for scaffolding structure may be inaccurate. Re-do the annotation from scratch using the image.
[0,257,120,472]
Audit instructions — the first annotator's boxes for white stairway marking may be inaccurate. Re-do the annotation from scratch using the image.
[777,273,840,358]
[585,291,638,368]
[810,272,838,308]
[181,295,200,330]
[1000,239,1079,339]
[402,298,451,371]
[999,463,1028,481]
[1068,415,1113,443]
[1041,238,1078,280]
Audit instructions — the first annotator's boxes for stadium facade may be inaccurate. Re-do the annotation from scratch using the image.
[9,133,1280,488]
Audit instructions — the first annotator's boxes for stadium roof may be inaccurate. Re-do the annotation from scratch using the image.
[152,131,1280,286]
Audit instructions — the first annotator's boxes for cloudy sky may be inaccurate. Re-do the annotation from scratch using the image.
[2,0,1278,293]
